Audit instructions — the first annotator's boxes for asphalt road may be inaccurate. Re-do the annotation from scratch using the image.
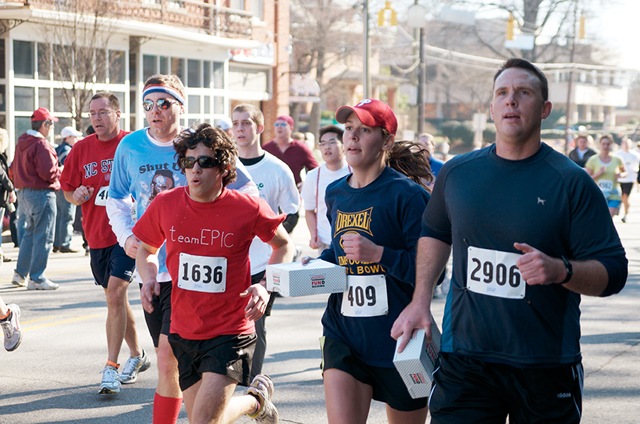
[1,198,639,423]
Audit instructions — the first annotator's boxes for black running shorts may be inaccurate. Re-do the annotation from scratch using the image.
[169,333,257,391]
[141,280,172,348]
[429,353,583,424]
[320,335,428,412]
[89,243,135,288]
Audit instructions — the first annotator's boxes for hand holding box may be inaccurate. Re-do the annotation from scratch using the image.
[393,317,441,399]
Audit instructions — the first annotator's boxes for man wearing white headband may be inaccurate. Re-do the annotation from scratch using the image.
[107,74,257,423]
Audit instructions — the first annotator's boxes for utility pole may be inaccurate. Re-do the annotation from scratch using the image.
[363,0,371,98]
[564,0,579,155]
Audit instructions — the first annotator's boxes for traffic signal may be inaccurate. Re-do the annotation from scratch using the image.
[377,1,397,27]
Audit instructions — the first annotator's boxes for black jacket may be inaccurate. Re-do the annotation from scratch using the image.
[0,153,14,208]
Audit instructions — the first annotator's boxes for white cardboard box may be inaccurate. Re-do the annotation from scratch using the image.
[392,318,441,399]
[266,259,347,297]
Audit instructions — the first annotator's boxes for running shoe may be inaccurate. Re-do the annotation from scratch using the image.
[99,365,121,394]
[120,349,151,384]
[246,374,278,423]
[11,271,26,287]
[27,278,59,290]
[1,304,22,351]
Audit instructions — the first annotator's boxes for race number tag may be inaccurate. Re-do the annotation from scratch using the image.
[598,180,614,192]
[94,186,109,206]
[341,274,388,317]
[467,246,525,299]
[178,253,227,293]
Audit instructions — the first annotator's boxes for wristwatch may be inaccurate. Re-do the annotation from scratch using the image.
[559,256,573,284]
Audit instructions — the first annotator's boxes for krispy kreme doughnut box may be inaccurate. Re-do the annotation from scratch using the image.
[393,317,441,399]
[266,260,347,296]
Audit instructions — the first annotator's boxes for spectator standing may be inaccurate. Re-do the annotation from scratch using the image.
[262,115,318,237]
[615,137,640,222]
[301,125,350,254]
[53,126,82,253]
[392,58,628,424]
[231,104,299,379]
[262,115,319,190]
[214,116,233,138]
[568,134,597,168]
[0,128,16,263]
[60,92,149,395]
[10,107,60,290]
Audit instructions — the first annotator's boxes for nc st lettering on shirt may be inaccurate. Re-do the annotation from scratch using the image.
[84,159,114,179]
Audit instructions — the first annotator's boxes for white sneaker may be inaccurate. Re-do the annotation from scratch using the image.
[120,349,151,384]
[246,374,278,423]
[27,278,59,290]
[11,271,26,287]
[99,365,121,394]
[1,304,22,351]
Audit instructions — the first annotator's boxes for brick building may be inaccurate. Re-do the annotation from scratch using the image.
[0,0,289,156]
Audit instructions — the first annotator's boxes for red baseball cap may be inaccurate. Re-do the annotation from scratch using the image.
[335,99,397,136]
[275,115,294,129]
[31,107,58,122]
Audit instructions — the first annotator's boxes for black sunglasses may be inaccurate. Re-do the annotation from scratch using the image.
[179,155,220,170]
[143,98,178,112]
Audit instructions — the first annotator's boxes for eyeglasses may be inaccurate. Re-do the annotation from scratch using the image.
[274,122,288,127]
[179,155,220,170]
[44,120,54,127]
[143,99,178,112]
[319,138,339,147]
[89,110,114,118]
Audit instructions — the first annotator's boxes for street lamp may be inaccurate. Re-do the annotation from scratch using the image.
[407,2,427,135]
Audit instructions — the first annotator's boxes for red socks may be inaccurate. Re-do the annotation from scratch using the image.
[152,392,182,424]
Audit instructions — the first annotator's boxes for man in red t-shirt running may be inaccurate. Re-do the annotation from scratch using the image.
[60,92,150,395]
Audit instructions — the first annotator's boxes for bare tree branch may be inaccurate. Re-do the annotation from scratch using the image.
[40,0,116,130]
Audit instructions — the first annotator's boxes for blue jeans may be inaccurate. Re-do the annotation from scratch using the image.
[15,188,56,283]
[54,190,76,248]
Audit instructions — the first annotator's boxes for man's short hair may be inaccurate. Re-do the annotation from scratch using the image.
[91,92,120,111]
[598,134,613,144]
[319,125,344,142]
[232,104,264,127]
[494,58,549,102]
[174,123,237,187]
